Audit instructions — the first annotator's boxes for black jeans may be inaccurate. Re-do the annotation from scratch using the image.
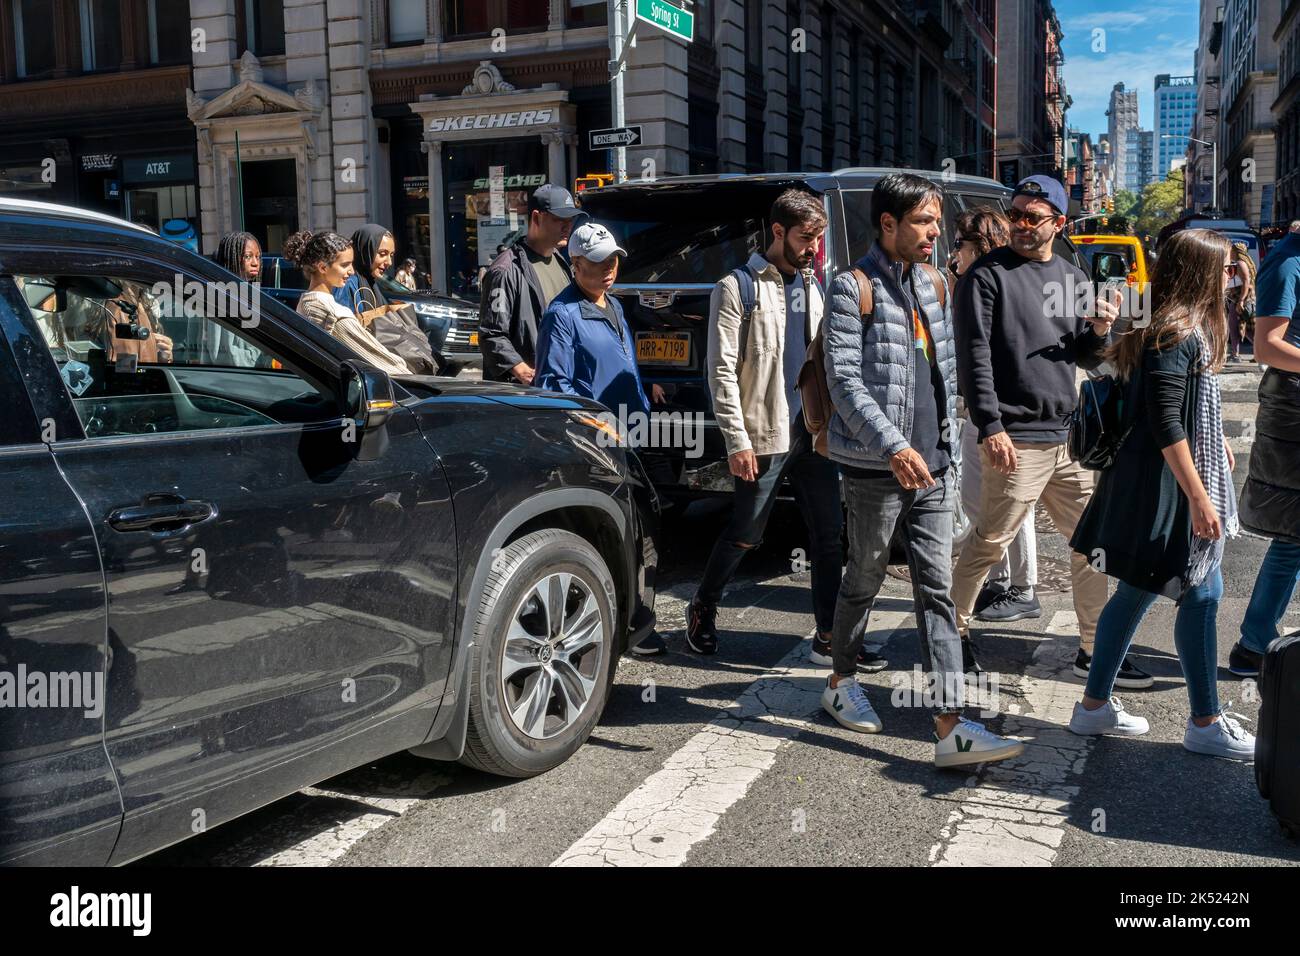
[694,419,843,632]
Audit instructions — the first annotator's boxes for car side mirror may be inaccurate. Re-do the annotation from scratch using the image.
[340,360,395,461]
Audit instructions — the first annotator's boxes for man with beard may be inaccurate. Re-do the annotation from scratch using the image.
[686,188,872,667]
[950,175,1128,684]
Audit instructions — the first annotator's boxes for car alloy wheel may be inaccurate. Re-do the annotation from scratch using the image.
[501,571,607,740]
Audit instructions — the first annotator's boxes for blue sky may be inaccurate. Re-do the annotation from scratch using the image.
[1056,1,1200,139]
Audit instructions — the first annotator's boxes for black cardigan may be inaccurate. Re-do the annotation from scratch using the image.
[1070,336,1203,601]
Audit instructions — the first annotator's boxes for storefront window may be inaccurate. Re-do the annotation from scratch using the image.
[388,0,426,44]
[567,0,607,27]
[79,0,123,73]
[126,184,197,234]
[0,163,56,200]
[148,0,192,65]
[441,139,546,299]
[12,0,55,78]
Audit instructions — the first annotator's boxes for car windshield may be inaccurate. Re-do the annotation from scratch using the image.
[1077,243,1136,275]
[595,213,765,284]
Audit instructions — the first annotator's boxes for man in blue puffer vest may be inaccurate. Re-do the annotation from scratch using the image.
[821,172,1025,769]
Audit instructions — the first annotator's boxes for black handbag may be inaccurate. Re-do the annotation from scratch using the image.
[1068,371,1135,470]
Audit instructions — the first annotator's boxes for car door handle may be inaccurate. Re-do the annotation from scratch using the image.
[107,497,216,532]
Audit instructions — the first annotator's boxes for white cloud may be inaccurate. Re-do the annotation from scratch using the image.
[1061,10,1180,33]
[1062,40,1199,136]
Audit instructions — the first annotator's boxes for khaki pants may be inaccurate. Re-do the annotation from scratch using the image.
[951,441,1108,653]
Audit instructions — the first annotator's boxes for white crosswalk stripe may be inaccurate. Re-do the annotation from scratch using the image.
[930,611,1091,866]
[552,600,914,867]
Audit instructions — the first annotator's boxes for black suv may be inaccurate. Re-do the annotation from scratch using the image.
[0,199,657,866]
[578,169,1084,497]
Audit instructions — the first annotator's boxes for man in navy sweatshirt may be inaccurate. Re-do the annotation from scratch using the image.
[950,175,1143,688]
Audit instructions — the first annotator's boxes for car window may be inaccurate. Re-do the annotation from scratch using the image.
[1076,243,1136,280]
[12,271,337,439]
[600,215,766,284]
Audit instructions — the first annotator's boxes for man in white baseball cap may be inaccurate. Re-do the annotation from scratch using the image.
[536,221,667,655]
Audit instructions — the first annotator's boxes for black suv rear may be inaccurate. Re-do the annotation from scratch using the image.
[577,169,1082,497]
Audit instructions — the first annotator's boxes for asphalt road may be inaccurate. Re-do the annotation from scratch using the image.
[143,362,1300,867]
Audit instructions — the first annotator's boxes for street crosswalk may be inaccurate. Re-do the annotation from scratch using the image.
[143,564,1300,868]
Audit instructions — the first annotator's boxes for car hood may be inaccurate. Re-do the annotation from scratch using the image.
[395,375,610,414]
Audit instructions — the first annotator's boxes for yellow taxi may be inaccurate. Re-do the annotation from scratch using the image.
[1072,234,1150,288]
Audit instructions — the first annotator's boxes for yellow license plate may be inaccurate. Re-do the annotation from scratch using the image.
[469,333,478,345]
[636,332,690,366]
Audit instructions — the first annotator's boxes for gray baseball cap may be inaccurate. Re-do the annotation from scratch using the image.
[528,183,584,219]
[567,221,627,262]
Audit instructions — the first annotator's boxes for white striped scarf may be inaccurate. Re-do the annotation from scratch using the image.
[1185,328,1239,592]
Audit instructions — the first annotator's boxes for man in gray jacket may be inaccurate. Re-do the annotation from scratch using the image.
[821,173,1024,769]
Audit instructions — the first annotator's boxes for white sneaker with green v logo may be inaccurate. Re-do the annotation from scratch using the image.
[934,717,1024,769]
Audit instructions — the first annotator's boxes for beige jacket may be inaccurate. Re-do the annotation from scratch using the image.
[297,291,410,377]
[706,253,825,457]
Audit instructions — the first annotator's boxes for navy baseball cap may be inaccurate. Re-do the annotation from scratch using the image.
[1013,175,1068,217]
[528,183,584,219]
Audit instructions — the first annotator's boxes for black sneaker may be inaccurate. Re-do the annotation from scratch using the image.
[630,632,667,656]
[856,647,889,673]
[975,585,1043,623]
[974,579,1010,614]
[1072,649,1154,689]
[810,633,833,666]
[1228,641,1263,678]
[961,636,982,676]
[810,634,889,672]
[686,600,719,655]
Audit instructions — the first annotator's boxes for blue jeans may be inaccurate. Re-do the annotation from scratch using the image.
[1240,539,1300,654]
[832,469,964,711]
[1085,567,1224,719]
[694,418,843,632]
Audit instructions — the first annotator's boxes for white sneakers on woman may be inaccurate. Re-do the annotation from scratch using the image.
[1068,696,1150,736]
[1069,697,1256,762]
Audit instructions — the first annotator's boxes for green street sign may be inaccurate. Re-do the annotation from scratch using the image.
[635,0,694,42]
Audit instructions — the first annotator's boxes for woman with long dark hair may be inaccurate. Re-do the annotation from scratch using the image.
[1068,229,1253,760]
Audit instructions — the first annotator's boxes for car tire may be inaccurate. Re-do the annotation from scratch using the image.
[460,529,618,778]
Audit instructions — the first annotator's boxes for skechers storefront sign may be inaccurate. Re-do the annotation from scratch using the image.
[429,109,556,133]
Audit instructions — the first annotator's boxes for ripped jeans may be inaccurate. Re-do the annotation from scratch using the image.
[693,418,843,632]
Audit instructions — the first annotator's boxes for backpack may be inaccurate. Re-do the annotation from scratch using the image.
[798,262,947,457]
[1067,372,1135,470]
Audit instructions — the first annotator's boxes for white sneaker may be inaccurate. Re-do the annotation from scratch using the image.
[934,717,1025,768]
[822,677,883,733]
[1068,697,1150,737]
[1183,714,1255,761]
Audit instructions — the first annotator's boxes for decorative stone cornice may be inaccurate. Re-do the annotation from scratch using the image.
[463,61,515,96]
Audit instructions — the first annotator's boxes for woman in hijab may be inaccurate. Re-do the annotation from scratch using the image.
[334,225,441,374]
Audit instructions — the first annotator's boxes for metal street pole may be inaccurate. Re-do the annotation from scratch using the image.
[608,0,627,183]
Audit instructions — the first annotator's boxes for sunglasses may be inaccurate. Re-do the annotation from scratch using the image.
[1006,207,1057,227]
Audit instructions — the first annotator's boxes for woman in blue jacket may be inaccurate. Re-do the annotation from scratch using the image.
[536,221,666,656]
[535,221,663,424]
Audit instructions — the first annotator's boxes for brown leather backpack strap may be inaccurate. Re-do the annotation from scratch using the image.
[919,263,947,311]
[851,267,873,319]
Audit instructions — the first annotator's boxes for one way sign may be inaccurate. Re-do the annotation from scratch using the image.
[589,126,643,150]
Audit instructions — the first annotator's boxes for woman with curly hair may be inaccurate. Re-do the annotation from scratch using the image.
[282,229,409,376]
